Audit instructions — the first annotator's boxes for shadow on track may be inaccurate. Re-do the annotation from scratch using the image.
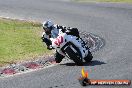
[60,60,106,66]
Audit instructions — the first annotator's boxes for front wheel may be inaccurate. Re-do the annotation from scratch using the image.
[63,43,83,66]
[84,50,93,62]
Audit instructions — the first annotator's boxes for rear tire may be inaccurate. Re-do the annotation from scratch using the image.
[54,52,65,63]
[84,50,93,62]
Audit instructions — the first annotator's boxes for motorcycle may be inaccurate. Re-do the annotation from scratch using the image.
[50,30,93,65]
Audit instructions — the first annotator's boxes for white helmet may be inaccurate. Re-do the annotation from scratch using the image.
[42,20,54,29]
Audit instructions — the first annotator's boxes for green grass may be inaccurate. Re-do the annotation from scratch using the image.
[74,0,132,3]
[97,0,132,3]
[73,0,96,2]
[0,18,51,66]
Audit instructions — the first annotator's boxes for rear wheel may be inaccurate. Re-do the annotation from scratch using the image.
[84,50,93,62]
[54,51,65,63]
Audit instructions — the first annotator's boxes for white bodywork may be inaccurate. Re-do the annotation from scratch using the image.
[51,31,88,59]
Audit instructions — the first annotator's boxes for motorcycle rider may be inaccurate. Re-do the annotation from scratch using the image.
[41,20,80,63]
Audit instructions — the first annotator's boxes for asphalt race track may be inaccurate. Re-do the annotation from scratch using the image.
[0,0,132,88]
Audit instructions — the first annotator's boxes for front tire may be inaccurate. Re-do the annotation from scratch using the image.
[64,45,83,66]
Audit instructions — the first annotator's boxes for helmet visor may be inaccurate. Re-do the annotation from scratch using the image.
[43,27,51,35]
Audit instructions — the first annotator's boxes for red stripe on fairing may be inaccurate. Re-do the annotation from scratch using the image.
[54,36,63,46]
